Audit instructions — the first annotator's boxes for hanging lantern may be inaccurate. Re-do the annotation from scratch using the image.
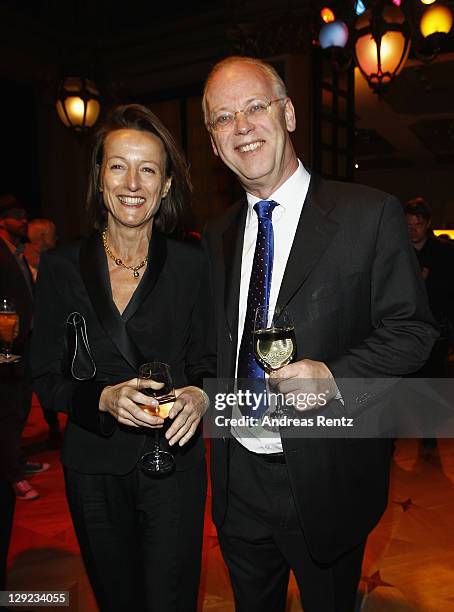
[420,3,453,37]
[56,76,101,131]
[354,3,411,94]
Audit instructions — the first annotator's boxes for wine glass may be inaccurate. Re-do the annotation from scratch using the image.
[253,305,296,424]
[254,305,296,373]
[137,361,176,476]
[0,299,20,363]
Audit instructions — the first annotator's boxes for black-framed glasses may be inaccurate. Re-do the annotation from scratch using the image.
[208,97,286,132]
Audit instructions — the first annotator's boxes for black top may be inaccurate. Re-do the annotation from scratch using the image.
[31,230,216,474]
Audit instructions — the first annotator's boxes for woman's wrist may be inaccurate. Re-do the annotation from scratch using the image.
[98,386,112,412]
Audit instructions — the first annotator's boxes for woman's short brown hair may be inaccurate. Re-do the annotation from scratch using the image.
[87,104,192,234]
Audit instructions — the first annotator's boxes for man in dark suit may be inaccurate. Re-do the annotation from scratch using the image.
[202,57,437,611]
[405,197,454,377]
[0,195,49,502]
[405,197,454,454]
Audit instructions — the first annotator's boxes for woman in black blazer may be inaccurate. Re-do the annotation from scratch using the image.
[31,104,215,612]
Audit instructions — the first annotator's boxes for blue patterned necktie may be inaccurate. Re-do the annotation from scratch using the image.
[237,200,278,415]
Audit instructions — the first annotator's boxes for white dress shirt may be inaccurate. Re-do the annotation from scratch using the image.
[232,160,311,453]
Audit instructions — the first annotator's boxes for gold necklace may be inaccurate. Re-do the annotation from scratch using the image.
[102,230,148,279]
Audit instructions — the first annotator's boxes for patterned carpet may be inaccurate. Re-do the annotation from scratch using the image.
[6,397,454,611]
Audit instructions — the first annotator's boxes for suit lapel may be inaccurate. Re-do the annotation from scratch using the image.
[277,174,339,308]
[79,232,144,370]
[223,200,247,336]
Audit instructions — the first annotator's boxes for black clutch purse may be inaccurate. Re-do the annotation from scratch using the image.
[63,312,97,381]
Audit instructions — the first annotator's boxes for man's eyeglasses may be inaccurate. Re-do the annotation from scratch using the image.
[208,98,286,132]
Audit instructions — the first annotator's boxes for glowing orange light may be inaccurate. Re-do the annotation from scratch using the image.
[420,4,453,37]
[433,229,454,240]
[55,77,101,131]
[354,5,410,93]
[355,29,409,82]
[56,97,100,128]
[321,7,335,23]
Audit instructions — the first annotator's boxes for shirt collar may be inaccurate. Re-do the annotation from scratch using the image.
[245,160,310,226]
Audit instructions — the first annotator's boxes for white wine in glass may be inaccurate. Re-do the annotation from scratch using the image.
[253,306,296,373]
[253,305,296,427]
[137,361,176,476]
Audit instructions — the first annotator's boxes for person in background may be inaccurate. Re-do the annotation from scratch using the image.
[405,197,454,452]
[202,56,437,612]
[23,217,61,449]
[405,197,454,362]
[31,104,215,612]
[25,218,57,281]
[0,475,14,590]
[0,195,49,501]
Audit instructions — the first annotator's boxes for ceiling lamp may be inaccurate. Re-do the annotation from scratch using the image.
[420,3,453,37]
[318,0,454,95]
[354,4,410,93]
[56,76,101,131]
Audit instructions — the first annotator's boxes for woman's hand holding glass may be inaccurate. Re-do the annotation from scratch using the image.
[99,378,164,428]
[165,385,209,447]
[98,377,209,445]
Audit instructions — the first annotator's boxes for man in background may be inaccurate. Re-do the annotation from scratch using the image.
[0,194,49,501]
[25,218,57,281]
[24,217,61,448]
[405,197,454,453]
[405,197,454,370]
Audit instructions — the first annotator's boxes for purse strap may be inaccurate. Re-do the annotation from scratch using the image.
[65,312,97,381]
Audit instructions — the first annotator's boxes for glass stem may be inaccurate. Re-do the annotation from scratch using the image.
[154,427,160,453]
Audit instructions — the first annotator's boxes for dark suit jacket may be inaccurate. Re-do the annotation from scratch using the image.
[0,237,33,353]
[31,230,216,475]
[415,236,454,331]
[204,174,437,564]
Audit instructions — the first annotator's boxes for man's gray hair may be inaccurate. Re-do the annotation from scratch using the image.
[202,56,288,128]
